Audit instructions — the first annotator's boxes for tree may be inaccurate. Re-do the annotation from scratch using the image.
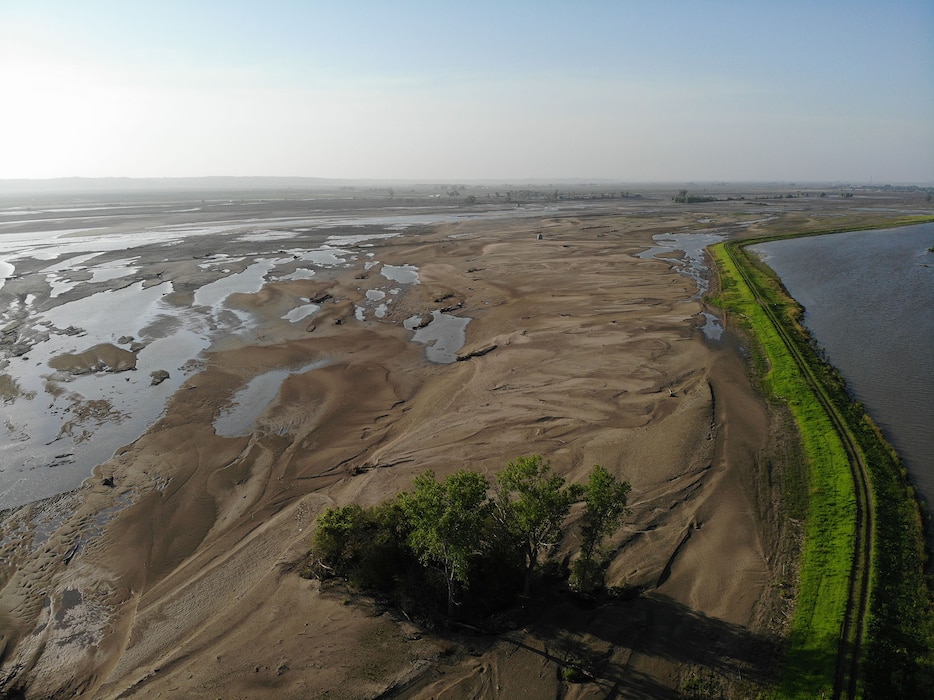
[495,456,584,595]
[310,502,409,591]
[312,504,368,568]
[571,465,631,593]
[399,469,491,618]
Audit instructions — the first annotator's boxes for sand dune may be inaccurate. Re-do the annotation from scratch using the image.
[0,206,790,698]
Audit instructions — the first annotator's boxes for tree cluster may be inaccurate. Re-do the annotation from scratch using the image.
[306,456,631,623]
[672,189,718,204]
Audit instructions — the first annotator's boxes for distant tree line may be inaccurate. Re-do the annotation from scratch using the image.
[304,456,631,624]
[672,189,718,204]
[484,190,643,203]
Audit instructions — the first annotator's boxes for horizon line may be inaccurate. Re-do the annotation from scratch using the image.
[2,175,932,189]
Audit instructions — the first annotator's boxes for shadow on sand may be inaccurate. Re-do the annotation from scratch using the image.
[388,590,785,699]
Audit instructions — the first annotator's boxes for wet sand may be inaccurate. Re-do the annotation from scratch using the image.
[2,187,925,698]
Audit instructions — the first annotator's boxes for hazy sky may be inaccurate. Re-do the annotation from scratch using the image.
[1,0,932,183]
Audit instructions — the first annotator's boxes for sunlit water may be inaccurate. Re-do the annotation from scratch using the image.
[0,205,502,510]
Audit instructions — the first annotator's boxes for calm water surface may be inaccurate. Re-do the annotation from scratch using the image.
[752,223,934,517]
[0,203,497,509]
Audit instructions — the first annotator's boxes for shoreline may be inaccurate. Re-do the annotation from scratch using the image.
[731,218,934,552]
[1,192,931,697]
[749,223,934,548]
[711,230,933,696]
[0,205,788,697]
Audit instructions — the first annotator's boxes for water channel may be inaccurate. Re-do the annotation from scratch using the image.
[751,223,934,518]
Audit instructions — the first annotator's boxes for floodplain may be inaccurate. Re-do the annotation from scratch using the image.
[0,181,931,698]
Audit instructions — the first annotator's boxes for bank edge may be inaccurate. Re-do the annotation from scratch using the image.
[707,217,934,698]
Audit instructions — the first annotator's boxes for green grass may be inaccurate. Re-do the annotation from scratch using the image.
[711,242,854,697]
[739,214,934,244]
[708,223,934,697]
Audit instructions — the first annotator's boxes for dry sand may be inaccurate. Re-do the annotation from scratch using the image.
[0,206,795,698]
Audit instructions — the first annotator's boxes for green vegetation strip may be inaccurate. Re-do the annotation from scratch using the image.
[708,221,934,698]
[711,242,855,697]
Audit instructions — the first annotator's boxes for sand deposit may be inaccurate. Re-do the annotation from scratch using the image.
[0,190,829,698]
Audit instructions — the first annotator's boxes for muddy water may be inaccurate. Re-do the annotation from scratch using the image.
[752,223,934,519]
[410,311,472,364]
[0,200,502,510]
[638,230,726,343]
[214,360,329,437]
[637,231,725,298]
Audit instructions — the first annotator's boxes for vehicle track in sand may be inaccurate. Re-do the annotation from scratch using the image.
[722,239,872,700]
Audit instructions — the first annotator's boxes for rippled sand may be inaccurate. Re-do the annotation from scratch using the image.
[2,187,861,698]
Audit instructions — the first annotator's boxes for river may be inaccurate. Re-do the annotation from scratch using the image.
[751,223,934,520]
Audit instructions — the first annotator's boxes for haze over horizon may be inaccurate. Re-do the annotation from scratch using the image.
[1,1,932,185]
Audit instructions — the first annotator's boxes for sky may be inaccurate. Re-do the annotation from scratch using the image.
[1,0,932,183]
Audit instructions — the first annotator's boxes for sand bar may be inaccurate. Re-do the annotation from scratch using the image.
[3,186,925,697]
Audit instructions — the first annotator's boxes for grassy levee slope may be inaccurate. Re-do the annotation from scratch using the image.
[711,241,855,697]
[710,227,934,698]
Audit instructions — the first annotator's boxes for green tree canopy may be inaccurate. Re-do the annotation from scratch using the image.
[399,469,491,617]
[310,502,410,591]
[572,464,632,593]
[309,461,632,619]
[495,455,584,595]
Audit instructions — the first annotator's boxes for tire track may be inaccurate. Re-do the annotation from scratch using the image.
[721,241,872,699]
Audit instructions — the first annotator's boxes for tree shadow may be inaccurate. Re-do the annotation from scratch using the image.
[495,632,686,699]
[501,590,786,697]
[386,589,789,698]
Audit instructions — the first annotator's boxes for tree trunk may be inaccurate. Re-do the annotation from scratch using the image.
[446,568,456,619]
[523,550,538,597]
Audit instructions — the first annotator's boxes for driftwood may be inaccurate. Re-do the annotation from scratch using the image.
[456,344,497,361]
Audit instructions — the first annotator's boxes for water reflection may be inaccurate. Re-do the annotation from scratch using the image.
[700,312,723,341]
[214,360,328,438]
[381,264,420,284]
[0,203,520,509]
[637,232,724,297]
[751,224,934,522]
[411,310,471,364]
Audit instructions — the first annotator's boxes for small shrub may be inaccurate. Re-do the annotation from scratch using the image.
[569,556,605,595]
[681,669,725,698]
[607,583,643,601]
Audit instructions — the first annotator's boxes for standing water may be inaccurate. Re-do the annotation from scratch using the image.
[751,223,934,519]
